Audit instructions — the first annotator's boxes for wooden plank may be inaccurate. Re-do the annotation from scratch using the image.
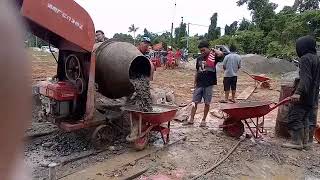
[236,86,256,100]
[60,149,156,180]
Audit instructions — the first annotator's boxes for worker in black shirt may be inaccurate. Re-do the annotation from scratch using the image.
[184,41,223,127]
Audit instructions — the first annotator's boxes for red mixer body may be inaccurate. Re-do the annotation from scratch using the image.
[18,0,97,131]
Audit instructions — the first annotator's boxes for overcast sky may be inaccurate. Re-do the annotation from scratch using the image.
[75,0,295,38]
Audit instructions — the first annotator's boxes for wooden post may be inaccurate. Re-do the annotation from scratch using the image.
[275,83,295,138]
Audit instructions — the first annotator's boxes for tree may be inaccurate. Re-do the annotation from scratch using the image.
[293,0,320,12]
[142,28,159,44]
[174,22,187,48]
[237,0,278,33]
[235,30,266,54]
[153,32,171,47]
[281,6,296,14]
[143,28,151,38]
[128,24,139,45]
[181,36,200,53]
[238,18,252,31]
[225,21,238,35]
[207,13,221,40]
[25,33,48,47]
[210,0,319,60]
[112,33,134,44]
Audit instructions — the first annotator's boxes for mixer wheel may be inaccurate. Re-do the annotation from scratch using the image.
[65,54,81,81]
[223,119,244,138]
[91,124,115,149]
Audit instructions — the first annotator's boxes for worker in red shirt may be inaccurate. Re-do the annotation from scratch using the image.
[175,48,182,66]
[166,46,175,69]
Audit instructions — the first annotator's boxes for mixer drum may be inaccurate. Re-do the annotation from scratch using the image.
[95,41,151,99]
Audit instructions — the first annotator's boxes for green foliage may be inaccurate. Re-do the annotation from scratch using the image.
[235,30,266,54]
[294,0,320,12]
[153,32,171,47]
[225,21,238,35]
[112,33,134,44]
[206,13,221,40]
[128,24,139,45]
[266,41,296,59]
[174,22,187,49]
[181,36,200,53]
[109,0,320,60]
[237,0,278,33]
[209,0,320,60]
[25,33,48,47]
[238,18,252,31]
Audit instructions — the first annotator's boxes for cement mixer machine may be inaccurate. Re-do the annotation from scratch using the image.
[19,0,152,146]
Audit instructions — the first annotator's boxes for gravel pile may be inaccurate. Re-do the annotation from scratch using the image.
[184,54,296,75]
[280,70,299,84]
[241,54,297,75]
[48,132,93,156]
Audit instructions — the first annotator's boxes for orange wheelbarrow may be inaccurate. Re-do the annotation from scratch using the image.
[243,70,271,88]
[219,98,290,138]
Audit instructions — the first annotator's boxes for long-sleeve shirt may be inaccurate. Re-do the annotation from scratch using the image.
[295,53,320,108]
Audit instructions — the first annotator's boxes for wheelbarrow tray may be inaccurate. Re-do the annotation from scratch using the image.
[220,101,274,120]
[251,75,271,82]
[122,104,178,124]
[219,98,290,138]
[243,70,271,82]
[123,104,178,150]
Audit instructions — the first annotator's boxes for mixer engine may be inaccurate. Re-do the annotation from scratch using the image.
[39,52,87,122]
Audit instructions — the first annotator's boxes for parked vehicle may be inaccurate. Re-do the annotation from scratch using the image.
[215,45,231,56]
[41,46,58,53]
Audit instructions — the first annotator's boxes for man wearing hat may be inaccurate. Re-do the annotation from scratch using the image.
[137,37,152,55]
[137,37,154,80]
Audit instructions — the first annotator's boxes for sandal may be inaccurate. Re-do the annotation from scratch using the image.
[219,100,228,103]
[182,121,194,126]
[229,99,236,103]
[199,121,207,127]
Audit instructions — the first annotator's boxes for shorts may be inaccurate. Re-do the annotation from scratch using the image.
[223,76,237,91]
[192,86,213,105]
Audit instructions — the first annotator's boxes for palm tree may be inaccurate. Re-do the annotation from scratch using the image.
[128,24,139,45]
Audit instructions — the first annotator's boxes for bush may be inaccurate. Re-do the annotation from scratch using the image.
[267,41,296,60]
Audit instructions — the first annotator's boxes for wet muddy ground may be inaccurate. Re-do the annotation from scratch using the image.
[28,54,320,179]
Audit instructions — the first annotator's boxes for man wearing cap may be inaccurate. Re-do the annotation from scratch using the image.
[137,37,152,55]
[137,37,154,80]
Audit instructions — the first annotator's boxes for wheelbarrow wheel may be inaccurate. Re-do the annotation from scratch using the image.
[91,125,115,149]
[133,133,150,151]
[223,119,245,138]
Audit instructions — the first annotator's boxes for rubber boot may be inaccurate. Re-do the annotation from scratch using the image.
[302,128,310,150]
[304,128,315,150]
[309,128,315,143]
[282,129,303,150]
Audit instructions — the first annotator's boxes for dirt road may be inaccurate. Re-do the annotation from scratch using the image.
[28,54,320,179]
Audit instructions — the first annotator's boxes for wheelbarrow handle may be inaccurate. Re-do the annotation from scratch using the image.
[269,97,291,111]
[242,70,252,76]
